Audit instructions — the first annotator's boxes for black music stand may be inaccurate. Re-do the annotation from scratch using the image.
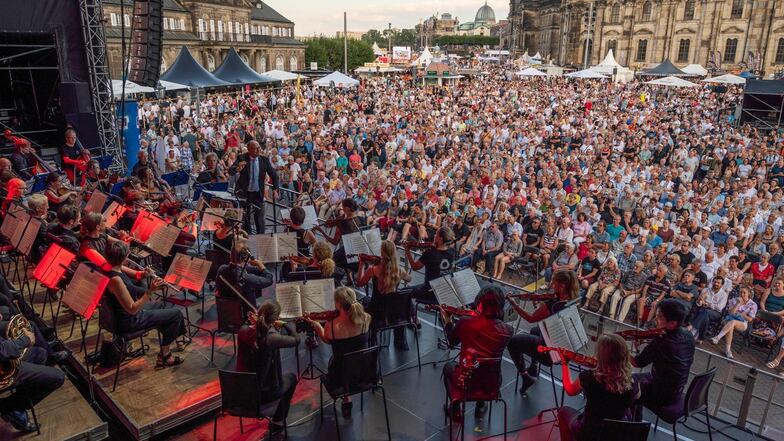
[162,254,211,339]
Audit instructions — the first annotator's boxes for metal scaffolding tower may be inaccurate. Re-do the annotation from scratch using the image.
[79,0,123,171]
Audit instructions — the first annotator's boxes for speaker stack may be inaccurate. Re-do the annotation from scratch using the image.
[128,0,163,87]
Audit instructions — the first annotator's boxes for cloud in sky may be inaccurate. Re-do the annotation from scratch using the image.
[267,0,509,37]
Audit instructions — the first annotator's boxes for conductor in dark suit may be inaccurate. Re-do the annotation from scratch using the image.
[229,140,279,234]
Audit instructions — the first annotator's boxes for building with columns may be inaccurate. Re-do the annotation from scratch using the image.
[507,0,784,78]
[102,0,304,80]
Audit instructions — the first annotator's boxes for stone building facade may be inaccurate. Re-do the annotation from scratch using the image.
[508,0,784,78]
[102,0,304,79]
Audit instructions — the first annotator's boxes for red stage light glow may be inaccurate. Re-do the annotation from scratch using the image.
[131,210,166,243]
[34,243,76,289]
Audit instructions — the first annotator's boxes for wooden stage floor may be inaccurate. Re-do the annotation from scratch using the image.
[0,376,107,441]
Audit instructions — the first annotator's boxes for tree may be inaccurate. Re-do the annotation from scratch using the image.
[434,35,499,47]
[305,37,375,72]
[396,29,418,48]
[361,29,387,48]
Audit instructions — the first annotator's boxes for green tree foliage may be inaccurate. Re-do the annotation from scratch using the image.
[305,37,375,71]
[361,28,418,50]
[434,35,499,46]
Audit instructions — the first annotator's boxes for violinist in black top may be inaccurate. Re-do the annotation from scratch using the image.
[236,300,299,433]
[506,269,580,395]
[215,243,274,315]
[315,198,363,279]
[103,241,186,368]
[405,226,456,303]
[632,298,695,408]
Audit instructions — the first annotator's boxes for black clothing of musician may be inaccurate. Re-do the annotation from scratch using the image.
[0,328,64,431]
[236,303,299,425]
[215,255,273,315]
[442,287,512,415]
[506,270,579,395]
[632,299,695,406]
[104,242,186,366]
[406,227,456,304]
[228,141,279,234]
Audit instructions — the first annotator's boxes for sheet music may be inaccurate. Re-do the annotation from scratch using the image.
[103,202,127,228]
[275,282,304,318]
[342,228,382,263]
[84,191,108,214]
[0,208,22,241]
[246,234,278,263]
[276,232,298,258]
[200,208,225,232]
[164,253,210,292]
[16,216,42,257]
[429,276,463,308]
[280,205,318,230]
[451,269,481,305]
[540,305,589,364]
[145,224,180,256]
[62,263,110,320]
[300,278,335,314]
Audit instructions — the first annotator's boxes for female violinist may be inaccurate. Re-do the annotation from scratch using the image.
[305,287,371,418]
[43,172,79,213]
[236,300,299,434]
[135,166,169,204]
[355,240,412,349]
[506,269,579,395]
[314,198,363,278]
[556,334,640,441]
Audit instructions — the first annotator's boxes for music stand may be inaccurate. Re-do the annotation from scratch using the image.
[109,181,125,196]
[33,243,76,324]
[163,253,212,336]
[30,173,50,193]
[62,263,110,355]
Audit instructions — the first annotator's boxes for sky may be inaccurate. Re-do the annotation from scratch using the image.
[270,0,509,37]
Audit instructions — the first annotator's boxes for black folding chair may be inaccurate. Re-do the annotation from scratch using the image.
[647,367,717,441]
[445,357,507,441]
[92,301,154,392]
[214,370,285,441]
[602,418,651,441]
[370,287,421,368]
[208,296,245,362]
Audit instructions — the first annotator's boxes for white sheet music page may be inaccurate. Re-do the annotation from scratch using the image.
[146,224,180,256]
[275,282,303,318]
[103,202,127,229]
[299,278,335,314]
[429,276,463,308]
[63,264,109,319]
[451,269,481,305]
[276,232,299,259]
[84,191,108,214]
[247,234,278,263]
[540,313,572,364]
[559,305,589,352]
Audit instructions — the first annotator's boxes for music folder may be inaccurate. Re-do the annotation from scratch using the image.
[62,263,110,320]
[428,268,482,308]
[341,228,382,264]
[84,190,108,214]
[103,201,127,229]
[280,205,318,230]
[539,304,590,364]
[164,253,211,292]
[34,244,76,289]
[246,232,298,263]
[275,278,335,319]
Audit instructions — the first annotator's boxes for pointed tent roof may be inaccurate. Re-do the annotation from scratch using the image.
[643,59,687,76]
[212,48,274,84]
[371,42,384,55]
[681,64,708,76]
[645,75,698,87]
[313,71,359,88]
[411,47,434,67]
[597,49,622,68]
[160,46,229,88]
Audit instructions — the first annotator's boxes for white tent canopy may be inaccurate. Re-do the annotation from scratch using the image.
[371,42,384,55]
[590,49,634,83]
[355,66,404,73]
[515,67,546,77]
[565,69,607,79]
[681,64,708,76]
[314,71,359,88]
[263,70,299,81]
[702,74,746,85]
[158,80,189,91]
[410,47,434,67]
[112,79,154,96]
[645,75,699,88]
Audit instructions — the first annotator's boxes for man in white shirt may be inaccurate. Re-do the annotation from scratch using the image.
[687,276,729,342]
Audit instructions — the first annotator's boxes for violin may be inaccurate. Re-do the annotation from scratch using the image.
[348,253,381,264]
[294,310,340,322]
[424,304,477,317]
[616,328,666,341]
[537,346,597,368]
[282,255,313,266]
[505,292,559,301]
[403,240,435,249]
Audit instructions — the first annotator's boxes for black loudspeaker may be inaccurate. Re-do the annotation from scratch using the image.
[129,0,163,88]
[59,82,93,113]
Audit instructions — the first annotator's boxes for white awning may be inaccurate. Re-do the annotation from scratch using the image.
[645,76,699,88]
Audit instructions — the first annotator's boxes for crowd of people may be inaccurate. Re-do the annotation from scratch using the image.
[2,62,784,436]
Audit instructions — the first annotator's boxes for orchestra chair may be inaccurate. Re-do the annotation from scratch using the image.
[319,346,391,441]
[602,419,651,441]
[214,370,285,441]
[208,295,245,363]
[647,367,717,441]
[370,287,421,369]
[445,357,507,441]
[92,300,156,392]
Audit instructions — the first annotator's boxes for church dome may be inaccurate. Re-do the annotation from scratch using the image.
[475,2,496,23]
